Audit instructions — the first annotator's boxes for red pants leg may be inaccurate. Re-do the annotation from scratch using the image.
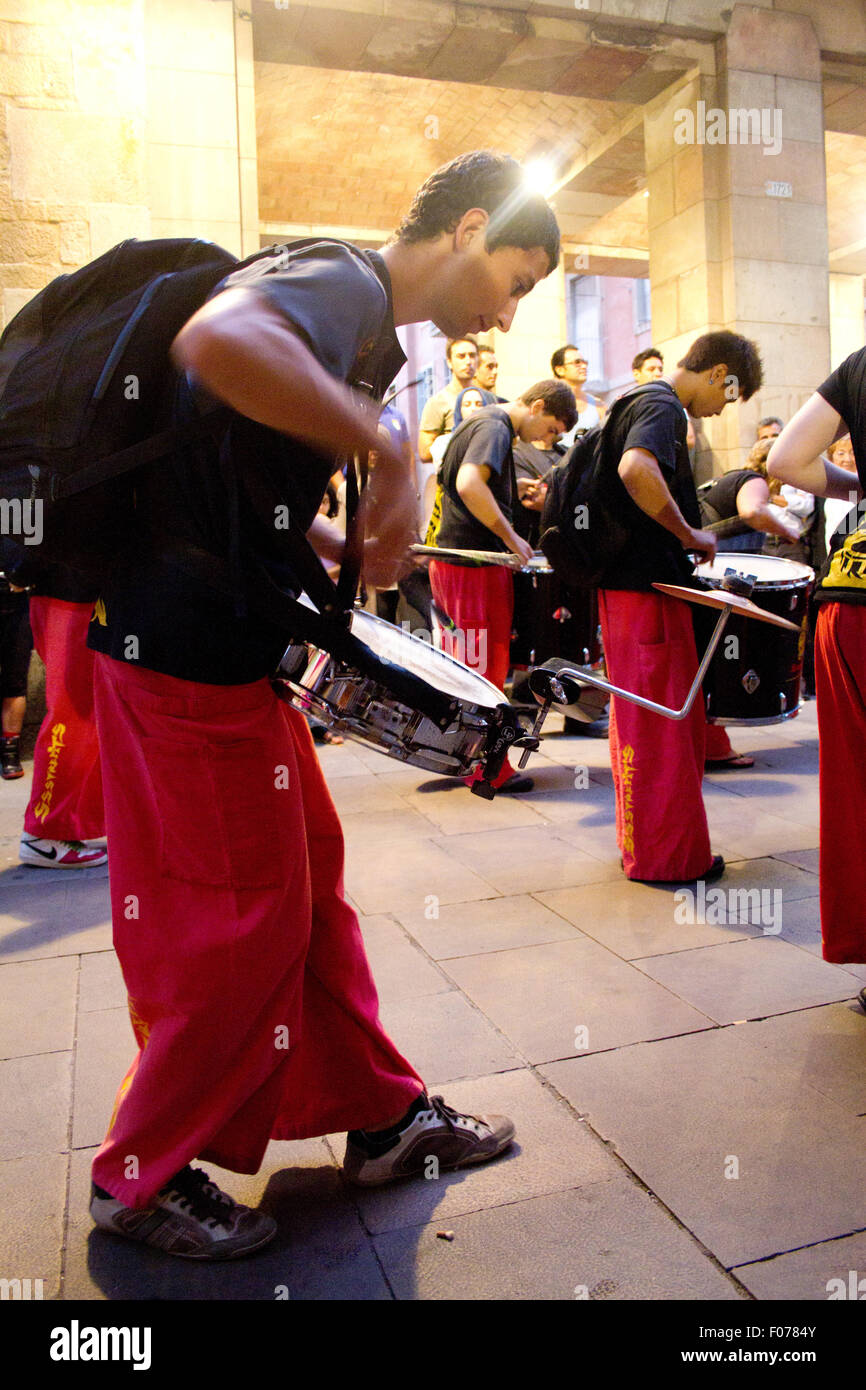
[815,602,866,963]
[429,559,516,787]
[24,597,104,840]
[704,722,734,761]
[599,589,711,881]
[90,655,423,1209]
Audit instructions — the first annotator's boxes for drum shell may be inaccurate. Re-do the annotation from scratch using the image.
[510,566,600,669]
[700,561,812,724]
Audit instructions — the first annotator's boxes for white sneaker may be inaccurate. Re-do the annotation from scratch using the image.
[19,836,107,869]
[90,1166,277,1261]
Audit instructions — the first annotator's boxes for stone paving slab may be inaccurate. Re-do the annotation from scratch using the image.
[71,1007,131,1150]
[377,989,523,1085]
[634,936,859,1025]
[0,876,112,963]
[541,1019,866,1268]
[394,893,582,960]
[536,879,763,961]
[403,784,548,835]
[0,954,79,1059]
[341,1069,620,1237]
[344,836,499,916]
[66,1140,392,1301]
[430,824,623,896]
[734,1230,866,1301]
[0,1051,73,1161]
[444,936,715,1062]
[0,1152,68,1300]
[374,1178,745,1302]
[78,951,126,1012]
[358,915,453,1002]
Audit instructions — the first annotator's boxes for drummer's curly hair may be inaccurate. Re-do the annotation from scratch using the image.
[678,331,763,400]
[394,152,560,274]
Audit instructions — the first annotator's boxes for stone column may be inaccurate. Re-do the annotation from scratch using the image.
[645,5,830,473]
[144,0,258,258]
[0,0,149,327]
[829,273,865,370]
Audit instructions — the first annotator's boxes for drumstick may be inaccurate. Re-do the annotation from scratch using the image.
[410,544,523,568]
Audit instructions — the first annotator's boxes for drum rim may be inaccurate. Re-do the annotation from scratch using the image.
[350,606,504,709]
[697,553,814,588]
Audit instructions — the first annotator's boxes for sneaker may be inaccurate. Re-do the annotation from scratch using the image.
[90,1165,277,1260]
[1,735,23,779]
[19,836,107,869]
[343,1093,515,1187]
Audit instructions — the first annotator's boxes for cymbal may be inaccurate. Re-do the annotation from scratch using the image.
[652,582,800,632]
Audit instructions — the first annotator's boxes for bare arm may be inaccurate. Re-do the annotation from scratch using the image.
[767,393,861,501]
[735,477,799,539]
[455,462,533,562]
[171,286,401,470]
[417,429,439,463]
[618,447,716,562]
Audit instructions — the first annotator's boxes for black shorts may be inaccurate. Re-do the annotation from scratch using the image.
[0,592,33,700]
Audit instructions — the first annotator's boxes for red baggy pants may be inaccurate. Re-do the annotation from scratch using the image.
[24,597,104,840]
[429,559,516,788]
[815,602,866,963]
[90,654,423,1208]
[599,589,712,881]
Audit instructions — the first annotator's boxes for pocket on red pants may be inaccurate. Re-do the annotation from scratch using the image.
[141,736,290,890]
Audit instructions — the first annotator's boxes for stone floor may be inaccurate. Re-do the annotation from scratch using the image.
[2,700,865,1302]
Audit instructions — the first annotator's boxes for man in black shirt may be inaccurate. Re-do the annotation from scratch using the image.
[426,381,575,791]
[596,331,763,883]
[87,152,563,1260]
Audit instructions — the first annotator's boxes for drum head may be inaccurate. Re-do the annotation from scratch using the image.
[697,554,814,586]
[351,609,503,708]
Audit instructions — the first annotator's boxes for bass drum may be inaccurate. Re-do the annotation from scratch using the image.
[510,556,601,669]
[697,553,813,724]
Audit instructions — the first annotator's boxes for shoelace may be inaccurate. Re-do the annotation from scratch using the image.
[160,1166,236,1230]
[428,1095,485,1135]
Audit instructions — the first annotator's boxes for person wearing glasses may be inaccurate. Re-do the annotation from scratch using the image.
[550,344,606,449]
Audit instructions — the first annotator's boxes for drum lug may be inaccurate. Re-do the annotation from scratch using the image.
[779,691,787,712]
[741,669,761,695]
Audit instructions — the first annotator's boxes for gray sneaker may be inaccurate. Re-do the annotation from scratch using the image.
[343,1094,515,1187]
[90,1165,277,1260]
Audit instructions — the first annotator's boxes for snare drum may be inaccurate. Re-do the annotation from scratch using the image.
[697,554,813,724]
[510,556,601,669]
[273,607,526,778]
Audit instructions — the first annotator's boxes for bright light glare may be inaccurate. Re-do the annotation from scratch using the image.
[523,158,556,194]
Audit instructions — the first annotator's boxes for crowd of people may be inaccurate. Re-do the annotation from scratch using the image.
[0,147,863,1267]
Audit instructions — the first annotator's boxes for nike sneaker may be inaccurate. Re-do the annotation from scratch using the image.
[19,836,108,869]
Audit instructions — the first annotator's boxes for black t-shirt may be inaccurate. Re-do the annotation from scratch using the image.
[512,440,557,545]
[87,242,406,683]
[700,469,761,524]
[426,406,516,565]
[814,347,866,607]
[596,382,700,590]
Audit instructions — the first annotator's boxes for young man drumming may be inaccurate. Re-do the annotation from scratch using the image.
[86,151,562,1259]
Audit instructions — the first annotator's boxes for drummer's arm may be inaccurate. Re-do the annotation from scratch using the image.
[767,394,861,501]
[456,462,532,560]
[618,448,713,555]
[735,477,800,539]
[307,514,345,563]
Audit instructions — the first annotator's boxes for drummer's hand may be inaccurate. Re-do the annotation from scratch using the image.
[518,479,547,513]
[687,527,717,565]
[361,464,418,588]
[509,535,536,567]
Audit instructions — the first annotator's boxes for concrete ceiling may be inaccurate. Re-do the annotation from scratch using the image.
[252,2,866,277]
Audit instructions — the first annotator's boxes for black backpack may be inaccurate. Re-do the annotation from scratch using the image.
[0,236,239,588]
[538,381,675,589]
